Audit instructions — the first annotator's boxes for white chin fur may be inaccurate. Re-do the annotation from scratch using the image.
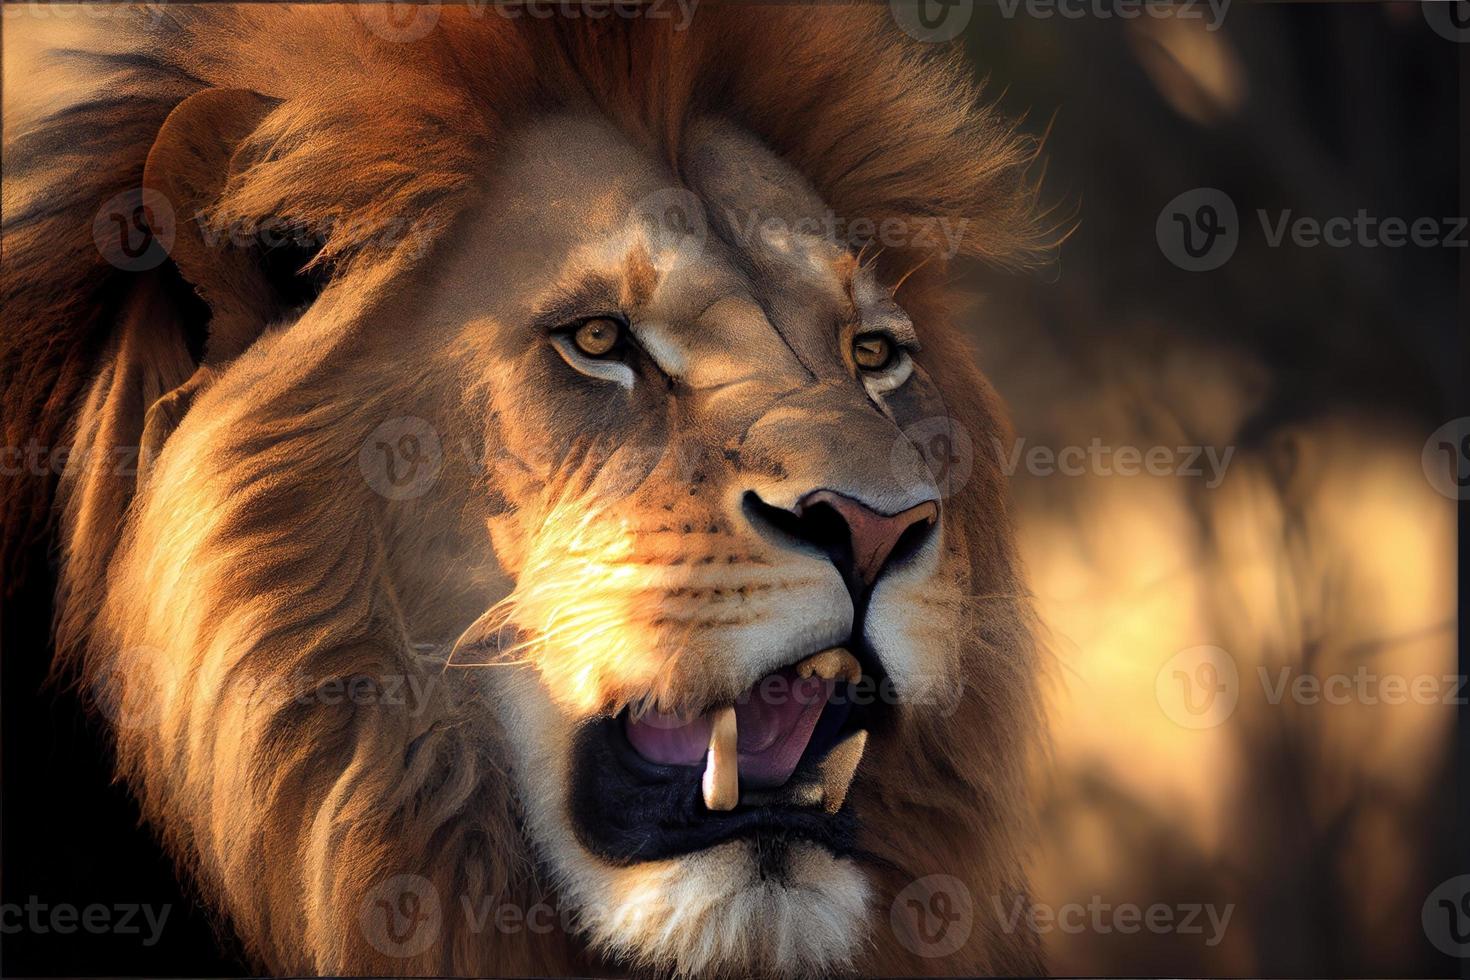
[577,840,870,978]
[497,669,871,978]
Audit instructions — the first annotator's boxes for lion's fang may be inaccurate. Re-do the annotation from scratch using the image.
[701,705,739,811]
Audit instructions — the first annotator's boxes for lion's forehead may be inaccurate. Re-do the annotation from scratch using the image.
[396,110,949,548]
[431,112,882,383]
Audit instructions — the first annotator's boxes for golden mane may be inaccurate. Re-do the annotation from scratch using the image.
[3,5,1048,574]
[3,6,1051,976]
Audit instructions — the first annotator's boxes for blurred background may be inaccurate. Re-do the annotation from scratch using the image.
[2,3,1462,977]
[958,2,1463,975]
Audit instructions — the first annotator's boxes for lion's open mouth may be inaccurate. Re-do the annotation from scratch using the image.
[568,647,884,865]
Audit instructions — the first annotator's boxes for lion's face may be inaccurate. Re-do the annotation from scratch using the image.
[381,114,976,973]
[13,7,1048,976]
[48,45,1038,972]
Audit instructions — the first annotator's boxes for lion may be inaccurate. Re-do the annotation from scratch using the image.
[2,5,1053,976]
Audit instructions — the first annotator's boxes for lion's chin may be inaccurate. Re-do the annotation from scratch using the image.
[574,838,870,979]
[496,653,878,976]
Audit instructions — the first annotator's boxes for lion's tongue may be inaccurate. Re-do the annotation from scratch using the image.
[731,671,830,788]
[623,669,831,803]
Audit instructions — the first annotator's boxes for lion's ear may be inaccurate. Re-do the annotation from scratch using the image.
[133,88,323,472]
[143,87,308,363]
[56,88,320,649]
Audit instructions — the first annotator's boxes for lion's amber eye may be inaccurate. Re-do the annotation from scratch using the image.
[573,318,622,358]
[852,333,894,371]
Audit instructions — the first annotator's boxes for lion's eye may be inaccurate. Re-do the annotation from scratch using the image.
[852,333,895,371]
[573,318,623,358]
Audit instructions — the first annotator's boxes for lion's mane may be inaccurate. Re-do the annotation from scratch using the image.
[3,6,1050,975]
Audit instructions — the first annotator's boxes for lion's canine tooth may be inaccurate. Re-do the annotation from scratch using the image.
[794,647,862,683]
[817,730,867,814]
[701,705,739,812]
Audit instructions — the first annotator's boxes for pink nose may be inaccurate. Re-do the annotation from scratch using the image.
[796,490,939,587]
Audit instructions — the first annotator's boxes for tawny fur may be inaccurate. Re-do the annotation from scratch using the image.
[3,6,1051,976]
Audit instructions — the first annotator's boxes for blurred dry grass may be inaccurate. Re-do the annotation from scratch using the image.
[1004,355,1456,975]
[959,4,1460,975]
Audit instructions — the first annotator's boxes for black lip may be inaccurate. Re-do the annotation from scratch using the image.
[567,684,870,866]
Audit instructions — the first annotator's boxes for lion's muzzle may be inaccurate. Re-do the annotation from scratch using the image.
[568,646,887,865]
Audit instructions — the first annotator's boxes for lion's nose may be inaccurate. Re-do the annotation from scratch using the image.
[743,489,939,589]
[798,490,939,587]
